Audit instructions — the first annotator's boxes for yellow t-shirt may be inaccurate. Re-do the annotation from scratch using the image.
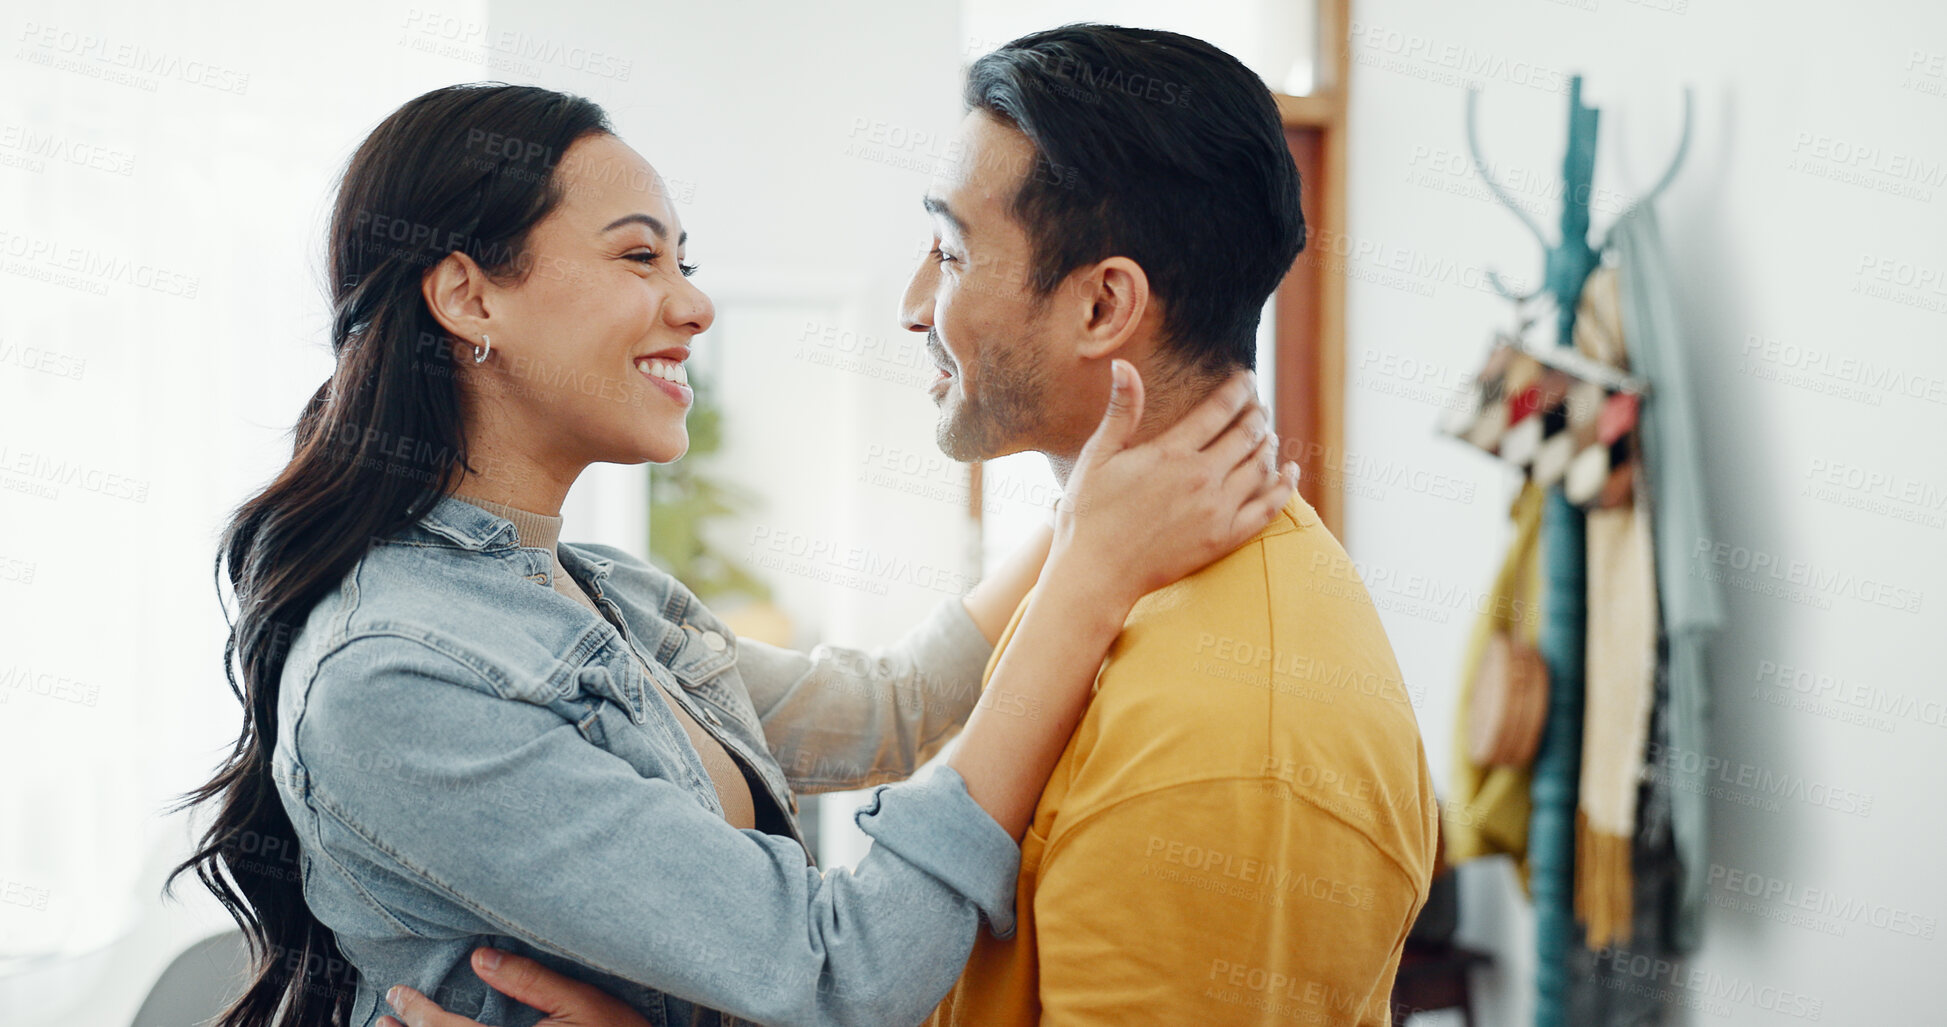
[926,492,1438,1026]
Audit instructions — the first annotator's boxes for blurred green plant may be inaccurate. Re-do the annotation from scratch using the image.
[647,364,772,605]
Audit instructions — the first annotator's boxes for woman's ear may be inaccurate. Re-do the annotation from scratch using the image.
[1072,256,1150,362]
[420,251,493,345]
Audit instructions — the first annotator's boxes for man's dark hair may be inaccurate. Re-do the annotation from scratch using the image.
[965,23,1306,376]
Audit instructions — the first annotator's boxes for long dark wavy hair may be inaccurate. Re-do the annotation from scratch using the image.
[165,83,613,1027]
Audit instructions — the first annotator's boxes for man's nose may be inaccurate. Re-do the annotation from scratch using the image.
[899,259,934,333]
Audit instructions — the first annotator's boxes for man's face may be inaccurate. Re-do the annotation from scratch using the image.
[899,110,1065,463]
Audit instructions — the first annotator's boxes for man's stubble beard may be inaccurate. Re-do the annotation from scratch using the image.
[935,339,1053,464]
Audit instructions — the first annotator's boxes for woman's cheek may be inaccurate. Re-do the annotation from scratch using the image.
[529,250,582,288]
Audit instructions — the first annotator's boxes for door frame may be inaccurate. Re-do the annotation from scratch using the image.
[1272,0,1351,539]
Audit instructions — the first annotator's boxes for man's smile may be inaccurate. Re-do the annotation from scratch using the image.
[926,332,957,400]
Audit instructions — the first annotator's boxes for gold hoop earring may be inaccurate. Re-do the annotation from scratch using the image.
[473,334,491,363]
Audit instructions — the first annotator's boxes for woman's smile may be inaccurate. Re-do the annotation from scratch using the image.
[634,353,694,406]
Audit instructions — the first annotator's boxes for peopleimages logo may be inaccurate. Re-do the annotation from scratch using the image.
[14,21,251,94]
[1691,536,1924,614]
[1753,659,1947,733]
[1643,741,1875,817]
[1593,947,1823,1021]
[1708,863,1937,940]
[0,228,200,299]
[399,9,633,81]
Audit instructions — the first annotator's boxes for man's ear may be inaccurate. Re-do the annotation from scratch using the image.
[1070,256,1150,361]
[420,250,495,347]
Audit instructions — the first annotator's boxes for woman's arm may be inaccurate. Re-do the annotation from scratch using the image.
[293,631,1017,1027]
[961,521,1053,644]
[731,520,1046,794]
[340,362,1288,1026]
[736,597,996,795]
[943,563,1125,837]
[741,366,1279,807]
[948,362,1290,837]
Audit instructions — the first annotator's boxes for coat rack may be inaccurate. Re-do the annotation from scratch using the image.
[1465,78,1693,337]
[1462,74,1691,1027]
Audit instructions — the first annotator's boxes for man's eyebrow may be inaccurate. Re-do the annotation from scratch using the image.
[922,194,967,239]
[601,213,687,246]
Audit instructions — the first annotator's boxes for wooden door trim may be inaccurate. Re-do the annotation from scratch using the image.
[1272,0,1350,539]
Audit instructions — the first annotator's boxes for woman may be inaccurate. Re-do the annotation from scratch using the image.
[172,82,1294,1027]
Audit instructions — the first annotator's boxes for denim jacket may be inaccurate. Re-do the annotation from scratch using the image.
[269,495,1018,1027]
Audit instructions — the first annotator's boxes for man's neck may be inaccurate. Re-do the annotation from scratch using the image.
[1046,452,1078,488]
[1044,363,1236,489]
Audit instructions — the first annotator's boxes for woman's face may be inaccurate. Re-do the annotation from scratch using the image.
[462,132,713,467]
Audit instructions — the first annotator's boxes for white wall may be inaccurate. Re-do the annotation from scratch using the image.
[1,0,971,1019]
[0,3,505,1024]
[480,0,975,649]
[1342,1,1946,1022]
[7,1,1941,1023]
[478,0,975,867]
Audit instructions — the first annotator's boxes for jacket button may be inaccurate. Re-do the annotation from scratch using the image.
[700,630,726,652]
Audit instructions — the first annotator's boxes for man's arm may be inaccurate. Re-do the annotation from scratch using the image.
[1033,780,1425,1024]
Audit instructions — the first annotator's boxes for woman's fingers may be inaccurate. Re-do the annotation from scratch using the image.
[1158,369,1257,452]
[1050,361,1291,606]
[1076,359,1146,468]
[1203,402,1273,472]
[1218,438,1295,537]
[1232,462,1300,537]
[1220,431,1279,505]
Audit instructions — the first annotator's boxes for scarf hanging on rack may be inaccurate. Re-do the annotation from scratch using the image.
[1567,265,1662,950]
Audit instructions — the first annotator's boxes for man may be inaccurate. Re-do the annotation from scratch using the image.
[902,26,1436,1025]
[392,23,1437,1027]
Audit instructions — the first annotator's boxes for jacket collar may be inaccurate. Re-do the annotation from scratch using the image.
[557,539,618,590]
[405,495,618,584]
[410,493,522,551]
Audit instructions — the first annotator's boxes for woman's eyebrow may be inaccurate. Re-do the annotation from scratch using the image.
[601,213,686,246]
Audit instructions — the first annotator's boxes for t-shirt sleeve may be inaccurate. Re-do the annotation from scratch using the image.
[1032,779,1424,1025]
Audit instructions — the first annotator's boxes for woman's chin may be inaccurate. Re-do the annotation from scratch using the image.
[641,434,690,465]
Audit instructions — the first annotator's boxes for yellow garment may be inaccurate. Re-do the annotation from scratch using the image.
[1443,481,1546,884]
[926,493,1438,1026]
